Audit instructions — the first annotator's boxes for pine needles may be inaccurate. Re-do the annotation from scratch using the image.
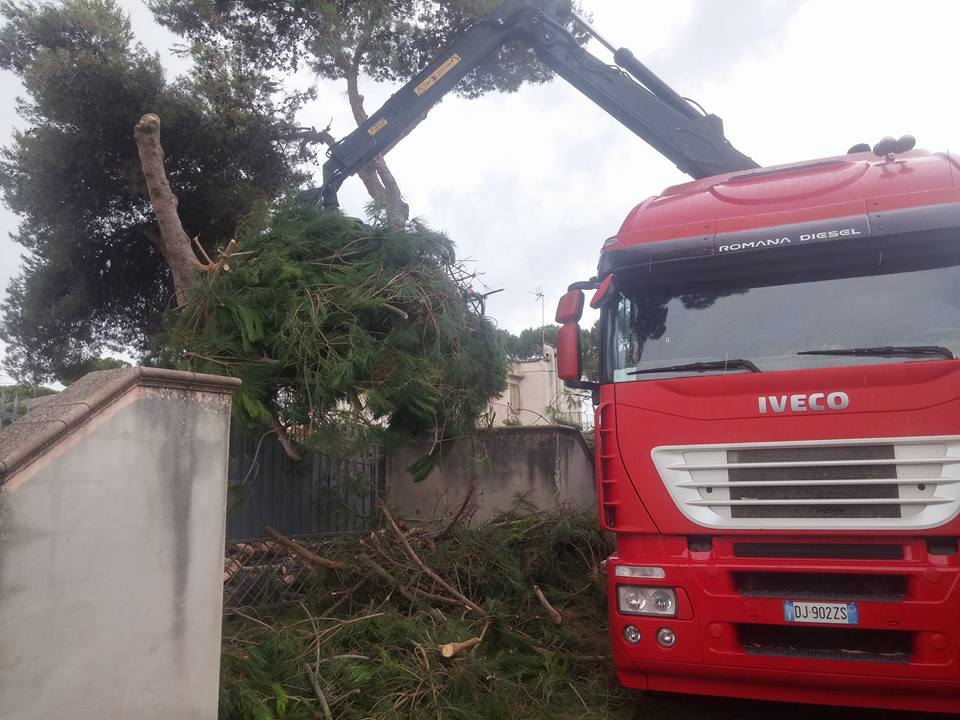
[219,510,633,720]
[164,203,507,475]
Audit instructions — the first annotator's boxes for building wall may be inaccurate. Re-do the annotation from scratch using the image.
[385,425,595,524]
[489,344,584,427]
[0,369,237,720]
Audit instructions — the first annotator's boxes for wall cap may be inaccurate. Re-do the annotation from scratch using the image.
[0,367,240,482]
[480,424,593,460]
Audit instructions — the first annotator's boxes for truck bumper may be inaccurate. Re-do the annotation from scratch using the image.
[608,535,960,713]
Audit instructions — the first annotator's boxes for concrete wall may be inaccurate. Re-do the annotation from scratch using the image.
[386,425,595,523]
[0,368,238,720]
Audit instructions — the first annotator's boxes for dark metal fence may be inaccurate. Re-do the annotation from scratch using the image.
[223,424,383,610]
[225,424,382,540]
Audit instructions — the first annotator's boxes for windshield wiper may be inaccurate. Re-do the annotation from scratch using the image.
[797,345,956,360]
[628,359,761,376]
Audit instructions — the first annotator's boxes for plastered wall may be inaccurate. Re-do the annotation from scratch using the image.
[0,369,237,720]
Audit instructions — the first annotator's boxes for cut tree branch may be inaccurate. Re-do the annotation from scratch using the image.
[320,577,366,618]
[533,584,562,625]
[531,646,608,663]
[269,412,302,462]
[439,619,492,658]
[290,125,337,159]
[264,526,345,572]
[432,481,476,541]
[358,553,462,608]
[133,113,199,305]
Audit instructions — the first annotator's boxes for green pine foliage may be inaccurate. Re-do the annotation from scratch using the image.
[164,203,507,474]
[219,511,631,720]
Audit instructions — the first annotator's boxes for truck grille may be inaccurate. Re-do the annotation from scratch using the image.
[728,445,899,519]
[651,436,960,530]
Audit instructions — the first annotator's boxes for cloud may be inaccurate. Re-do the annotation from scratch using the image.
[645,0,801,87]
[2,0,960,381]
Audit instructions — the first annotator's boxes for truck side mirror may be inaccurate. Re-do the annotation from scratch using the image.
[557,322,582,381]
[556,287,600,397]
[555,289,584,382]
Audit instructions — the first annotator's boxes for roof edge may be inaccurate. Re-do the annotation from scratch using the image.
[0,367,240,482]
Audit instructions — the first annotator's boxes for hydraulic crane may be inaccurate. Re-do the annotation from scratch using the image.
[316,1,960,713]
[316,0,756,209]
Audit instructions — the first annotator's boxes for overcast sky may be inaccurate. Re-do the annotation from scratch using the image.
[2,0,960,383]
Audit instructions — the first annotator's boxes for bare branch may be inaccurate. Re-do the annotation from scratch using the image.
[133,113,199,305]
[263,526,346,572]
[382,504,485,615]
[431,481,476,541]
[304,662,333,720]
[533,585,562,625]
[270,412,303,461]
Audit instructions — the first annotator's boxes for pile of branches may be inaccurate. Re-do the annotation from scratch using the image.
[220,506,632,720]
[164,203,506,476]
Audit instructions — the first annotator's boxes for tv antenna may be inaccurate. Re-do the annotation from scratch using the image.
[529,287,545,349]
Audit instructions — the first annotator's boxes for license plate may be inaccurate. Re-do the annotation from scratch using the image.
[784,600,858,625]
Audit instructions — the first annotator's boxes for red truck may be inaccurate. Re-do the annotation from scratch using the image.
[317,0,960,712]
[555,145,960,713]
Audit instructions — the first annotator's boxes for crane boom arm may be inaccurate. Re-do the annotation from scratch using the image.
[318,0,757,209]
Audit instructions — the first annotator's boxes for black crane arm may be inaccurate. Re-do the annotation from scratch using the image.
[317,0,757,209]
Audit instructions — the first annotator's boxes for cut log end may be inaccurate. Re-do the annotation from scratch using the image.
[438,619,492,659]
[439,636,480,658]
[135,113,161,137]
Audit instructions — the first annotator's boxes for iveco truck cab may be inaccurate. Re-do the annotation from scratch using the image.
[554,146,960,712]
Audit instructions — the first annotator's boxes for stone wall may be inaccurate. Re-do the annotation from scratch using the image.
[385,425,595,523]
[0,368,238,720]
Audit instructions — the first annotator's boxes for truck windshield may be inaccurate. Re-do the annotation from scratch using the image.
[608,260,960,382]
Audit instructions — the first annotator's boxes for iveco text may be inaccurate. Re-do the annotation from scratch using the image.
[758,392,850,414]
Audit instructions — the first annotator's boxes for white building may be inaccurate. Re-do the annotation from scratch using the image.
[488,344,589,428]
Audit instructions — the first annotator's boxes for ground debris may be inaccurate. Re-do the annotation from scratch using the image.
[219,508,633,719]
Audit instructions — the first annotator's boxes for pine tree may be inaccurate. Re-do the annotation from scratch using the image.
[0,0,307,382]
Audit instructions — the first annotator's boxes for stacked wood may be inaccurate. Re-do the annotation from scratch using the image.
[223,538,324,608]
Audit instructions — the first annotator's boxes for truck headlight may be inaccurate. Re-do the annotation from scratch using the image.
[651,590,674,614]
[617,586,677,617]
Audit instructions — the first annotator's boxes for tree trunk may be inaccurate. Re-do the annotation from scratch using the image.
[338,52,410,228]
[133,113,199,305]
[134,114,311,460]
